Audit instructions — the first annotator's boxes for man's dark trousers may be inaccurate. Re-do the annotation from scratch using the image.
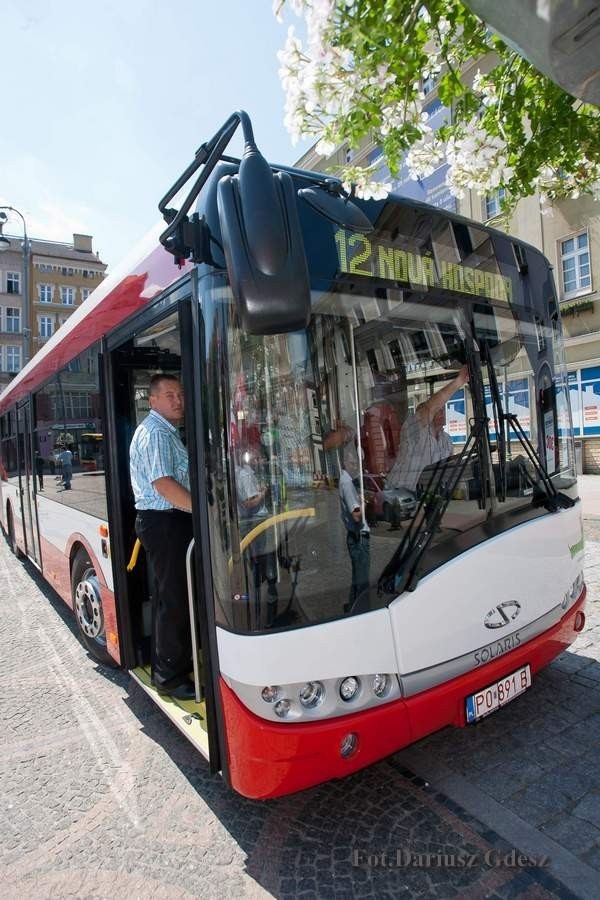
[135,508,194,689]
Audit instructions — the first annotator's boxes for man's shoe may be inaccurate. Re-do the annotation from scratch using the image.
[157,681,197,701]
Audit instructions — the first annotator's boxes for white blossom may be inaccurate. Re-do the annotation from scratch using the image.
[316,136,337,156]
[536,0,551,23]
[406,135,446,179]
[343,172,391,200]
[444,121,514,198]
[532,158,600,207]
[437,17,451,37]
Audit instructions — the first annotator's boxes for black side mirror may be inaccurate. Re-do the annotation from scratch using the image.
[218,143,311,335]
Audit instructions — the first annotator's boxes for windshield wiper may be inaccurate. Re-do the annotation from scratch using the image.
[484,343,573,513]
[501,412,574,512]
[486,346,507,503]
[378,416,488,596]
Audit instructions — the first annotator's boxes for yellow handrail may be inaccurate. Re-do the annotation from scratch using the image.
[239,507,316,552]
[127,538,142,572]
[126,507,316,574]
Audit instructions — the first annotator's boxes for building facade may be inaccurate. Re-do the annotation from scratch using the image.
[0,242,26,390]
[295,90,600,472]
[31,234,106,355]
[0,232,106,391]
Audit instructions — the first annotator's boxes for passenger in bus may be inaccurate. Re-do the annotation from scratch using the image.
[385,365,469,528]
[129,374,195,701]
[236,447,279,628]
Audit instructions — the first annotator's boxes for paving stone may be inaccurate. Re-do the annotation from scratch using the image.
[572,791,600,830]
[504,785,572,827]
[581,844,600,870]
[542,813,600,854]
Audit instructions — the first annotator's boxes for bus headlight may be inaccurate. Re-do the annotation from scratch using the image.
[261,685,280,703]
[274,699,291,718]
[372,674,389,697]
[299,681,324,708]
[340,676,360,702]
[230,673,400,723]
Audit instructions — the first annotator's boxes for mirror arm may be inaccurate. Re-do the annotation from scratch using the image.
[158,111,255,264]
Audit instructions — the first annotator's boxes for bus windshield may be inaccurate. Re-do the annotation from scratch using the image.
[204,277,576,636]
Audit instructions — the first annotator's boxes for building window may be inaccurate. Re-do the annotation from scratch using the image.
[61,287,75,305]
[6,346,21,373]
[422,73,437,96]
[6,308,20,333]
[60,390,92,418]
[37,262,53,272]
[39,316,53,338]
[39,284,53,303]
[485,188,506,219]
[6,272,21,294]
[560,232,591,299]
[81,288,91,301]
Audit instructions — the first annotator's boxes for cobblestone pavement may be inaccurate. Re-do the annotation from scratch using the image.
[1,518,599,899]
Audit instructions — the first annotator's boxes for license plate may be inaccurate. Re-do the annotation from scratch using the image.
[466,664,531,723]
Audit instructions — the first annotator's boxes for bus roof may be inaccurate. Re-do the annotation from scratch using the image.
[0,160,553,416]
[0,223,190,414]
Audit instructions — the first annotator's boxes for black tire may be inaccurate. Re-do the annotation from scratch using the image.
[383,502,391,524]
[6,505,24,559]
[71,548,116,666]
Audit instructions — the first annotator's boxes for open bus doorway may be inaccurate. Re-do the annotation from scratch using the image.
[104,302,216,764]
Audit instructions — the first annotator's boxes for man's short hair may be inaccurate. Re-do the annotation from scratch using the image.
[148,373,181,396]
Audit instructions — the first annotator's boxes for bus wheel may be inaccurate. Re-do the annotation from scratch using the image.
[71,549,116,666]
[7,506,24,559]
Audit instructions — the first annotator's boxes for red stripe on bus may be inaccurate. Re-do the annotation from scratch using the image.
[0,243,186,412]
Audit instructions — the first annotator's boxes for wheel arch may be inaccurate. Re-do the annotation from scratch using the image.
[67,533,108,587]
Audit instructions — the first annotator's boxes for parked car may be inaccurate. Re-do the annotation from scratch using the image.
[354,474,417,525]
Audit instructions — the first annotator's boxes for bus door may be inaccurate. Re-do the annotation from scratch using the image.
[16,400,41,565]
[103,292,225,776]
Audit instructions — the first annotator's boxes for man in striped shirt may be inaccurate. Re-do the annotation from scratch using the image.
[130,374,195,700]
[385,366,469,527]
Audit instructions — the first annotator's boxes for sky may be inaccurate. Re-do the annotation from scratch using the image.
[1,0,310,268]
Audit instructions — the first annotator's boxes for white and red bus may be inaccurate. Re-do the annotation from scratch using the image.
[0,112,585,799]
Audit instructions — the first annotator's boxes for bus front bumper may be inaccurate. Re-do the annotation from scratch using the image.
[220,588,586,799]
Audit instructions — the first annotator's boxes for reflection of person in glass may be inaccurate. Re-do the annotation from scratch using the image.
[35,451,44,491]
[236,448,279,627]
[59,447,73,490]
[385,367,469,515]
[326,427,371,613]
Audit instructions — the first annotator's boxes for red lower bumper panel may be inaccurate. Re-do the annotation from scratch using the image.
[221,589,586,799]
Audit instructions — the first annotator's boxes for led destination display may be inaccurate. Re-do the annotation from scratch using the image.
[334,229,512,304]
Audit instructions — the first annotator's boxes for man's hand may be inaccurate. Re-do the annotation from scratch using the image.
[351,507,362,523]
[419,365,470,425]
[455,365,469,388]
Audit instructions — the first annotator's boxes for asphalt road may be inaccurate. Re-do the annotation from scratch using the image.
[1,506,599,899]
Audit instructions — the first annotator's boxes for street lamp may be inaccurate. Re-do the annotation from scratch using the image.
[0,205,31,367]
